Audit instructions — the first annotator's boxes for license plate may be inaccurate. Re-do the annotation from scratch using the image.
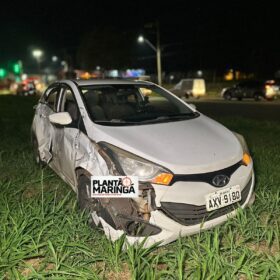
[205,185,241,212]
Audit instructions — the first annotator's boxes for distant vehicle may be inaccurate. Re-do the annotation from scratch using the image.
[170,79,206,99]
[264,80,280,100]
[221,81,266,101]
[16,80,37,96]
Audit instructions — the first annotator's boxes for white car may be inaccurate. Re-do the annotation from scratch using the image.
[170,79,206,99]
[31,79,255,246]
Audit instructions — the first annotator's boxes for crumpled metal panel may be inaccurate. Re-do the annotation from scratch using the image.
[73,133,109,183]
[33,104,53,163]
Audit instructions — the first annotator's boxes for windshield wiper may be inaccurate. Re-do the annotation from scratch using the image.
[94,112,199,126]
[94,119,139,125]
[166,112,198,118]
[137,112,199,124]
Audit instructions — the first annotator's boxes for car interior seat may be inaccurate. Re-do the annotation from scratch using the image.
[101,88,135,120]
[85,90,106,120]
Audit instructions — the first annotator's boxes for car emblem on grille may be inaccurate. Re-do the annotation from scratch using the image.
[212,175,230,187]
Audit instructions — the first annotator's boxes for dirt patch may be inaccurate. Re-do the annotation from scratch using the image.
[22,187,39,199]
[21,258,55,277]
[247,241,279,255]
[21,258,43,277]
[157,263,168,271]
[106,263,131,280]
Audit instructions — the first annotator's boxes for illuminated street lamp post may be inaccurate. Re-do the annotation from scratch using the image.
[32,49,43,72]
[137,26,162,85]
[52,55,58,62]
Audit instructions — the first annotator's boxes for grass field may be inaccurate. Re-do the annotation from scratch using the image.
[0,95,279,279]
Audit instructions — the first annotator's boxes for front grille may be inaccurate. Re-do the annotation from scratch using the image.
[171,161,242,186]
[160,177,252,226]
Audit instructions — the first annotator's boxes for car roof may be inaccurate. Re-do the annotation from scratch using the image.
[62,79,154,87]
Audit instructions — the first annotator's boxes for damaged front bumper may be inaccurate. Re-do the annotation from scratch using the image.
[97,172,255,247]
[74,142,255,247]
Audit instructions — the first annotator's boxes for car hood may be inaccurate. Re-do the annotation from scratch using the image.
[90,114,243,174]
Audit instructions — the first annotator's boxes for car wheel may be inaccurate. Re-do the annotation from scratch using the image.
[32,136,45,167]
[224,91,232,100]
[254,93,260,101]
[77,175,101,228]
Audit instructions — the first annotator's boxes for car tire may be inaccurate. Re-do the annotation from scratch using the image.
[77,175,101,228]
[254,93,260,101]
[223,91,232,100]
[32,136,45,167]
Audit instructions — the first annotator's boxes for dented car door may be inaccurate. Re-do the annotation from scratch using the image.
[33,85,61,163]
[53,85,86,185]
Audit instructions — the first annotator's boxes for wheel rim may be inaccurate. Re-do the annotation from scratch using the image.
[225,93,231,100]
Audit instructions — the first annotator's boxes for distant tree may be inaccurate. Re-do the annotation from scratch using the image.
[77,27,135,70]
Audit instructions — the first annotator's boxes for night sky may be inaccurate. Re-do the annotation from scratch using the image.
[0,1,279,77]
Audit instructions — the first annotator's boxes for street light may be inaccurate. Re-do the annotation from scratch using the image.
[137,35,144,43]
[137,31,162,85]
[32,49,43,72]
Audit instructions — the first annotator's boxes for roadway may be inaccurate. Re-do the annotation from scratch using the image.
[190,98,280,121]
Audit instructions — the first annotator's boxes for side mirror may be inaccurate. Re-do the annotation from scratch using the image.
[49,112,72,125]
[188,103,196,110]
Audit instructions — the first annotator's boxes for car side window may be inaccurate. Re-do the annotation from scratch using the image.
[60,86,85,131]
[44,87,60,112]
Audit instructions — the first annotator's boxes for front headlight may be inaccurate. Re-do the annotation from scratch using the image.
[233,132,252,166]
[99,142,173,185]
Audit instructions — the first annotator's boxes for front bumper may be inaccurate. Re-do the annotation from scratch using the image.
[100,171,255,247]
[148,172,255,245]
[160,176,252,226]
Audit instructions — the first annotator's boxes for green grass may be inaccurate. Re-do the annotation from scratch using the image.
[0,96,279,279]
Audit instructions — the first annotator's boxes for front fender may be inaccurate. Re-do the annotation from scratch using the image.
[74,141,110,188]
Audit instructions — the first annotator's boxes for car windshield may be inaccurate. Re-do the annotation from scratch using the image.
[79,84,198,126]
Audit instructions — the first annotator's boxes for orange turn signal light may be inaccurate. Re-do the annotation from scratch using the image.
[152,173,173,185]
[242,152,251,166]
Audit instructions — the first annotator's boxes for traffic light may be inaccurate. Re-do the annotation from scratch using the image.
[0,68,7,78]
[13,63,21,74]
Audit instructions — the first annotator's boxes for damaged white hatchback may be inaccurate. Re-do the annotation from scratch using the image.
[31,79,255,246]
